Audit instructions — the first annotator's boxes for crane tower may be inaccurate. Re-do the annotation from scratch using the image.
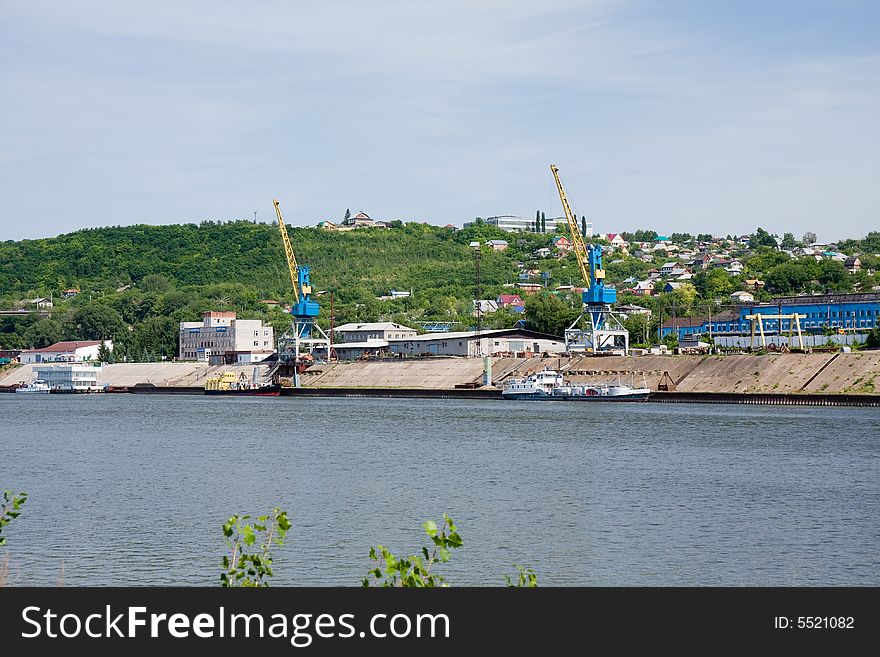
[550,165,629,354]
[274,199,330,384]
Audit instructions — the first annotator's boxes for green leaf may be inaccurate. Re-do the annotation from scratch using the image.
[423,520,437,537]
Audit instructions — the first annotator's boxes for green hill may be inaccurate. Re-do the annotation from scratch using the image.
[0,220,576,358]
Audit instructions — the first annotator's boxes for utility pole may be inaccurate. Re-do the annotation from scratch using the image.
[473,245,482,356]
[329,290,336,360]
[708,302,712,350]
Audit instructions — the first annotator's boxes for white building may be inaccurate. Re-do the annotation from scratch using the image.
[179,311,274,363]
[34,363,102,391]
[730,291,755,303]
[334,322,417,343]
[389,329,565,357]
[462,215,569,233]
[19,340,111,364]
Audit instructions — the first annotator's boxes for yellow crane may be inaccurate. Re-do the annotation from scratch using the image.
[549,163,627,353]
[275,199,306,305]
[550,164,593,290]
[271,198,326,385]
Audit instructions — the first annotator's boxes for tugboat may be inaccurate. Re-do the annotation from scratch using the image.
[204,371,280,396]
[502,369,650,401]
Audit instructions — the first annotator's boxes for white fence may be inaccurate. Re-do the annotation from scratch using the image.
[713,334,868,349]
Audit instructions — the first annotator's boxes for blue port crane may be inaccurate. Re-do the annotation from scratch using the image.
[273,199,330,381]
[274,198,320,324]
[550,164,629,354]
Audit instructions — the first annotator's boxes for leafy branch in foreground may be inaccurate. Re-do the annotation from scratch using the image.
[505,564,538,587]
[362,513,464,587]
[220,508,291,587]
[0,491,28,547]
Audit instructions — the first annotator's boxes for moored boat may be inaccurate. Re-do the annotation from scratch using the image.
[204,371,280,396]
[502,369,650,401]
[15,378,52,394]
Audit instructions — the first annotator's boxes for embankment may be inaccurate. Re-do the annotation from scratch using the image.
[301,351,880,395]
[2,352,878,402]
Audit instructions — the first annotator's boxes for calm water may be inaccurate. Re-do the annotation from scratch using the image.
[1,395,878,586]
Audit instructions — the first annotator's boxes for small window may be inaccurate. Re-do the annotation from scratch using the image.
[254,341,259,346]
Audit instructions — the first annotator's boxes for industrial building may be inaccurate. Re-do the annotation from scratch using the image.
[660,293,880,341]
[388,328,565,358]
[178,311,274,363]
[331,322,418,360]
[334,322,417,343]
[19,340,111,364]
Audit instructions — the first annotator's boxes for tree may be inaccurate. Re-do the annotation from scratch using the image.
[97,340,113,364]
[764,260,817,294]
[802,231,817,246]
[669,282,698,313]
[344,208,351,223]
[693,268,734,299]
[0,490,27,547]
[816,259,850,292]
[70,303,125,341]
[541,211,546,233]
[749,227,778,249]
[221,508,291,587]
[623,313,651,346]
[363,514,463,587]
[781,232,799,249]
[524,292,579,336]
[139,273,173,294]
[22,318,63,348]
[697,233,713,242]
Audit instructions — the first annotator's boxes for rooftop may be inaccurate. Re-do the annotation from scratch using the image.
[334,322,416,332]
[21,340,104,353]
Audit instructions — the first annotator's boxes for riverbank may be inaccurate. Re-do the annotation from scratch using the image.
[3,352,880,395]
[298,351,880,395]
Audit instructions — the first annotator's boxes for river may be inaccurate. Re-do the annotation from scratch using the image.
[1,395,878,586]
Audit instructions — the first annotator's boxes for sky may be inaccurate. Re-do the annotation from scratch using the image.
[1,0,878,242]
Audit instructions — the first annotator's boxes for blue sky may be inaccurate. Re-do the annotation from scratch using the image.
[1,0,878,241]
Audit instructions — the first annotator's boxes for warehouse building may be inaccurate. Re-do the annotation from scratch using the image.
[388,328,565,358]
[661,292,880,341]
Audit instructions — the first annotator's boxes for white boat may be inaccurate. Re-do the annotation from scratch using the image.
[15,378,52,394]
[502,369,650,401]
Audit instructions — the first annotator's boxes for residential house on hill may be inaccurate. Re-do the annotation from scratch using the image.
[730,291,755,303]
[497,294,525,309]
[601,233,626,248]
[551,236,572,251]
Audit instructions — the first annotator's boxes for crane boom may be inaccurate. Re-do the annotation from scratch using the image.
[550,164,592,289]
[550,164,614,306]
[274,198,300,305]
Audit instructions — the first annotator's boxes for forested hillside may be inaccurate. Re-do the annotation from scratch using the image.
[0,220,573,358]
